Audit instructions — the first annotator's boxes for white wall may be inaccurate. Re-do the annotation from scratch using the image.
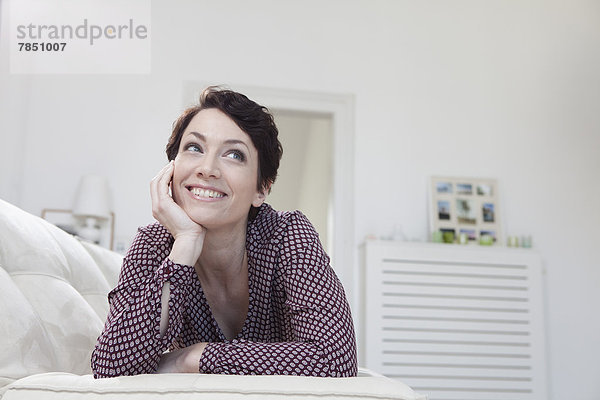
[1,1,599,398]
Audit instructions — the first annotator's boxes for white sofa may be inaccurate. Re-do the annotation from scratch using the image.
[0,199,426,400]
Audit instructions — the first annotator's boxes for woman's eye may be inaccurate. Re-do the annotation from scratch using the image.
[226,150,245,161]
[186,143,202,153]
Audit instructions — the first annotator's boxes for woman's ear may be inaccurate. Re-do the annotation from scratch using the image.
[252,182,271,208]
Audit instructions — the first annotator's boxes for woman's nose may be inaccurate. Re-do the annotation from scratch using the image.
[195,153,221,178]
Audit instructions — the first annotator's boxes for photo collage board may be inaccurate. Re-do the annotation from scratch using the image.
[430,176,502,245]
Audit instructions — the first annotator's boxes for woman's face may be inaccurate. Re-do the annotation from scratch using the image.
[172,108,265,231]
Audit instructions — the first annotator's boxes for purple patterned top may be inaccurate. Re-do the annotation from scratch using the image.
[91,204,357,378]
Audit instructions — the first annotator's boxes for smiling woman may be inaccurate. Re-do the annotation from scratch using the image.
[91,86,357,378]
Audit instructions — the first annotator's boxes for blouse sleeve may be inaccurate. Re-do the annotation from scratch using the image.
[197,212,358,377]
[91,226,195,378]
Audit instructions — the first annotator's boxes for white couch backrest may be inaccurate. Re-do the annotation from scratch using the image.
[0,199,122,392]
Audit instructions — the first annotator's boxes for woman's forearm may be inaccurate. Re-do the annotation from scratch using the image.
[159,235,203,337]
[91,227,197,378]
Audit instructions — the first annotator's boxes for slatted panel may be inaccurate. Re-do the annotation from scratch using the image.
[361,241,548,400]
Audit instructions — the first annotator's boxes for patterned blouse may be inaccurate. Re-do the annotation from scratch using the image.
[91,203,357,378]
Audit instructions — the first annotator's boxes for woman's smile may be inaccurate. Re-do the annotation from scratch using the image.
[186,185,226,201]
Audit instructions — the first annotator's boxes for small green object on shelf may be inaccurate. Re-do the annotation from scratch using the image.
[479,234,494,246]
[432,231,443,243]
[443,231,455,243]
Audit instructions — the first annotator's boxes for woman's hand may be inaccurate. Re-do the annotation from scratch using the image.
[151,161,204,238]
[156,342,208,373]
[150,161,205,266]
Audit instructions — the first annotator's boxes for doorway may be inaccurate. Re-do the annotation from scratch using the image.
[268,109,334,253]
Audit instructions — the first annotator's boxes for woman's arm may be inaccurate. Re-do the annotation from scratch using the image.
[155,342,207,373]
[90,227,197,377]
[92,162,206,378]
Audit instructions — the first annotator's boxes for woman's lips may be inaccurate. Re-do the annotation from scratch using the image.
[187,186,226,199]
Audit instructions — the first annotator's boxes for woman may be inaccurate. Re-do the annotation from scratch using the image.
[91,87,357,378]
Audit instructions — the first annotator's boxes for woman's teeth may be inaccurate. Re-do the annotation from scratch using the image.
[190,187,224,199]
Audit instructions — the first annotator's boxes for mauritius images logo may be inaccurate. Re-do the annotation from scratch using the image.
[10,0,151,74]
[15,18,148,46]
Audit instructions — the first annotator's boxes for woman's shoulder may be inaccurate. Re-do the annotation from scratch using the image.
[249,205,329,273]
[249,204,319,245]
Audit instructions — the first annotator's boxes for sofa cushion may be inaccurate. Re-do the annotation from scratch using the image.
[79,241,122,288]
[2,369,427,400]
[0,202,72,280]
[43,222,113,318]
[0,199,123,394]
[0,269,57,390]
[9,273,104,374]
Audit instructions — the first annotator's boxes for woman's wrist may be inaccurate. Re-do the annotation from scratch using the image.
[169,233,204,266]
[183,342,207,372]
[157,342,207,373]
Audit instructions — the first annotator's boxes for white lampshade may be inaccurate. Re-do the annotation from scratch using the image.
[72,175,111,219]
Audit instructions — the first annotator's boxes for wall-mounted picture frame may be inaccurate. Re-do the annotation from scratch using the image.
[429,176,502,245]
[41,208,114,250]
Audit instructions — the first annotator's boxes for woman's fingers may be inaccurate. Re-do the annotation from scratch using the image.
[150,161,175,219]
[157,161,174,198]
[151,161,173,202]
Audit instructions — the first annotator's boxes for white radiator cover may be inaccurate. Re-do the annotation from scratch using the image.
[360,240,548,400]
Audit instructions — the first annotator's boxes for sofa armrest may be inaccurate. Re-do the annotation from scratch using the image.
[2,369,426,400]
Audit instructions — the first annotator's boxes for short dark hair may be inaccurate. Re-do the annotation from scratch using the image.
[166,86,283,193]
